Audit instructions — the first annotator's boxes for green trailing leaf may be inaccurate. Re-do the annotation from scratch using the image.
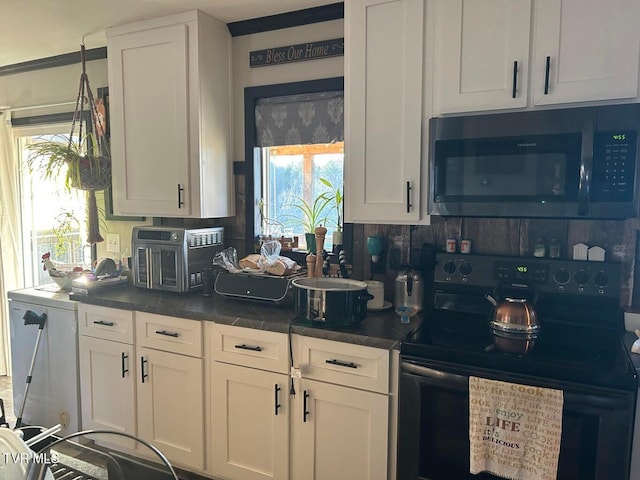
[283,192,332,233]
[319,177,344,232]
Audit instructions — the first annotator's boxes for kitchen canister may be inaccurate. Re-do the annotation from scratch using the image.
[365,280,384,309]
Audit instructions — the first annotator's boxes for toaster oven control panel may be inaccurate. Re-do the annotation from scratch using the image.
[435,253,619,298]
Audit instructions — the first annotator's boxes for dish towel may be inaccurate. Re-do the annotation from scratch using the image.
[469,376,564,480]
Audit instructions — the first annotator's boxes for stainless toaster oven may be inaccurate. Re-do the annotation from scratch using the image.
[132,226,223,293]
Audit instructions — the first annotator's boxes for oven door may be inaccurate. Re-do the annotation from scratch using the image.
[397,357,635,480]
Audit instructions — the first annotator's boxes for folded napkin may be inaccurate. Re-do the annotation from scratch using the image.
[469,376,563,480]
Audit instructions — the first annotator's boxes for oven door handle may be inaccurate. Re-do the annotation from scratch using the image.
[401,360,468,385]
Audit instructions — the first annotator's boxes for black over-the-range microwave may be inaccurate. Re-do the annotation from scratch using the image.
[429,103,640,219]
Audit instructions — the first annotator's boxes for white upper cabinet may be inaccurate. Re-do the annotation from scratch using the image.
[345,0,429,224]
[107,10,234,218]
[434,0,640,114]
[532,0,640,106]
[433,0,532,114]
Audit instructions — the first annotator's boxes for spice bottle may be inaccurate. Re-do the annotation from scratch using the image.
[549,238,561,258]
[533,238,546,258]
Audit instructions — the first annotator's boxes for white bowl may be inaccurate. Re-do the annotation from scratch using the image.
[49,271,83,291]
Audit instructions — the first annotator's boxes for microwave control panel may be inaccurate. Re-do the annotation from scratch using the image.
[592,130,637,202]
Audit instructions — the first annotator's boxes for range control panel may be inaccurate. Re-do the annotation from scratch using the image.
[434,253,620,298]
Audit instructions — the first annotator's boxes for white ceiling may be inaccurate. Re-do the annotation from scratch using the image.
[1,0,337,67]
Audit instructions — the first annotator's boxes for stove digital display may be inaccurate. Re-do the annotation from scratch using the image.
[495,261,549,284]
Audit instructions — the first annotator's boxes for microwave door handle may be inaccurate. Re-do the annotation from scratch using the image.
[578,120,594,216]
[145,248,153,289]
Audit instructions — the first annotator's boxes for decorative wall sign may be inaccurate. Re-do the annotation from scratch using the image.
[250,38,343,67]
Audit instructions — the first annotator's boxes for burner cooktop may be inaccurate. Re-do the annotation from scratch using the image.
[401,253,637,391]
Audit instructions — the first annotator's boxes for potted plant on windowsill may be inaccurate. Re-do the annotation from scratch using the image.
[287,193,332,254]
[320,177,343,247]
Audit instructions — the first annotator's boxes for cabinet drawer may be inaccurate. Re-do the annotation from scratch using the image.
[78,304,134,343]
[294,335,390,394]
[209,323,289,374]
[136,312,202,358]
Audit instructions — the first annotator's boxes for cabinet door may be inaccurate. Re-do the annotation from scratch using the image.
[79,336,136,449]
[345,0,424,223]
[433,0,531,114]
[108,23,191,216]
[291,378,388,480]
[532,0,640,106]
[210,362,289,480]
[137,347,204,470]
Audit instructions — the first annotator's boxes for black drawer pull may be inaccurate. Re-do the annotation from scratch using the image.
[141,357,148,383]
[121,352,128,378]
[177,184,185,208]
[275,384,281,416]
[303,390,310,423]
[326,359,358,369]
[234,344,263,352]
[544,55,551,94]
[93,320,114,327]
[406,181,412,213]
[512,60,518,98]
[155,329,179,338]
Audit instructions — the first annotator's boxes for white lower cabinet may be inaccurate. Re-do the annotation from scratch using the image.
[79,335,136,449]
[208,323,290,480]
[78,305,136,450]
[137,346,204,470]
[210,362,289,480]
[290,378,389,480]
[291,335,391,480]
[79,305,205,472]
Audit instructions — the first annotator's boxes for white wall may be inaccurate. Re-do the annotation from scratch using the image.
[231,19,344,160]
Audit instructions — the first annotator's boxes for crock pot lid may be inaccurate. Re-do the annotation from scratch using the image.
[291,277,368,291]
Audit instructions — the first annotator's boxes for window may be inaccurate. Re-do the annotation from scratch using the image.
[260,143,344,250]
[250,82,345,254]
[15,124,91,287]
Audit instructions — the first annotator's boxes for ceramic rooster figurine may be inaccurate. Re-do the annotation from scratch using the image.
[41,252,57,273]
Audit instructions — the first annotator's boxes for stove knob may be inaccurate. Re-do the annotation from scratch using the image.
[553,268,571,285]
[593,271,609,288]
[443,261,456,274]
[573,269,589,286]
[459,262,473,276]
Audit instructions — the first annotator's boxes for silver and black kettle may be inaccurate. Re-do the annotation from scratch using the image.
[394,268,424,311]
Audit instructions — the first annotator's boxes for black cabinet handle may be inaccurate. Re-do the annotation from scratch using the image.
[234,344,263,352]
[303,390,310,423]
[177,184,184,208]
[512,60,518,98]
[155,329,179,338]
[544,56,551,94]
[406,181,412,213]
[275,384,281,416]
[93,320,114,327]
[325,359,358,369]
[121,352,128,378]
[141,357,148,383]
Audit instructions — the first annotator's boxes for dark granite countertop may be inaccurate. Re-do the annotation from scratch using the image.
[70,284,425,350]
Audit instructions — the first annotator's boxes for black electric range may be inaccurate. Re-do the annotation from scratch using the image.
[401,253,637,391]
[397,253,638,480]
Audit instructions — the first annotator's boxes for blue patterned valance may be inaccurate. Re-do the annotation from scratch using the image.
[255,91,344,147]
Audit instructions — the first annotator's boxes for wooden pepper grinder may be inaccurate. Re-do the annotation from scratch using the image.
[314,226,327,278]
[306,253,316,277]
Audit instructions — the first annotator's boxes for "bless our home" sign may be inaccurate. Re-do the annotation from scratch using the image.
[250,38,344,67]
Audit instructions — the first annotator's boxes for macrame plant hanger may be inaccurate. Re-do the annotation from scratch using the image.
[69,42,111,244]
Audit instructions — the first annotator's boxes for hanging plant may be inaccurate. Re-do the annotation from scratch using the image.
[26,44,111,244]
[27,132,110,192]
